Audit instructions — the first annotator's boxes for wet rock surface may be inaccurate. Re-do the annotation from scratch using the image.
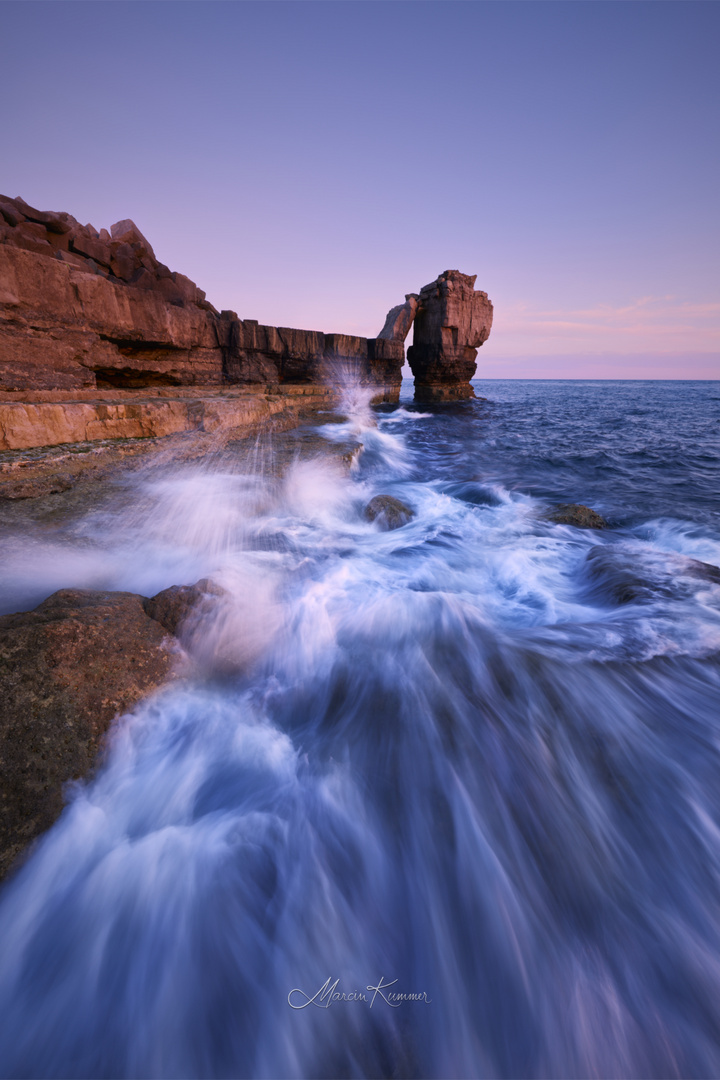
[546,503,609,529]
[0,588,179,880]
[364,494,415,530]
[143,579,226,638]
[0,402,360,517]
[583,546,720,606]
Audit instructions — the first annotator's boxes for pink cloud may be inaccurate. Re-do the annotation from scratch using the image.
[488,297,720,355]
[475,352,719,380]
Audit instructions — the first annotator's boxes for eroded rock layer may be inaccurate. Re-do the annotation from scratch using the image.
[1,196,494,441]
[0,195,403,410]
[406,270,494,399]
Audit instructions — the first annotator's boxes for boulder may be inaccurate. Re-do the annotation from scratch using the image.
[109,240,136,281]
[8,220,52,255]
[13,197,72,234]
[364,494,415,530]
[0,589,178,880]
[546,503,608,529]
[407,271,493,400]
[171,271,200,304]
[70,231,113,267]
[0,200,25,228]
[143,578,226,638]
[583,547,720,607]
[110,218,156,259]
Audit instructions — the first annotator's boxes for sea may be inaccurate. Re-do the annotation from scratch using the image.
[0,378,719,1078]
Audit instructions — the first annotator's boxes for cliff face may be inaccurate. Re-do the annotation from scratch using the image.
[0,242,226,391]
[0,197,494,444]
[0,195,403,401]
[406,271,494,399]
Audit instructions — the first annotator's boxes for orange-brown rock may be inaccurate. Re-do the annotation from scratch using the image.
[0,589,179,880]
[142,579,224,638]
[3,197,500,412]
[0,385,335,496]
[0,195,406,402]
[0,242,225,391]
[378,294,419,342]
[407,270,493,400]
[0,387,331,452]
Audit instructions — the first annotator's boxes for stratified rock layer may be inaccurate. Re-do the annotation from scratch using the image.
[1,195,495,436]
[0,195,404,409]
[407,270,493,399]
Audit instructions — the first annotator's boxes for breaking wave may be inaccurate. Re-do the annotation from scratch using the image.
[1,379,720,1077]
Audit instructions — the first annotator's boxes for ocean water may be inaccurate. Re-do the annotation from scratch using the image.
[0,379,719,1078]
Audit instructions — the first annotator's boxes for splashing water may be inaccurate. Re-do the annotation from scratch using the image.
[1,380,720,1078]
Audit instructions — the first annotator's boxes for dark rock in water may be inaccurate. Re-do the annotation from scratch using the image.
[584,547,662,605]
[144,578,226,638]
[0,589,177,881]
[686,559,720,585]
[442,480,502,507]
[547,503,608,529]
[583,547,720,607]
[364,494,414,530]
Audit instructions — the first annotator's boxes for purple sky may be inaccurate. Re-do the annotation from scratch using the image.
[2,1,718,378]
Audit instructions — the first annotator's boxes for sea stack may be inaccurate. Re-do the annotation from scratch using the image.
[406,270,493,400]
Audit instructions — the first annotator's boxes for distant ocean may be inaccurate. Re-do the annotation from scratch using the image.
[1,379,719,1077]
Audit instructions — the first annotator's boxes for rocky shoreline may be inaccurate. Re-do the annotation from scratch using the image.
[0,194,496,881]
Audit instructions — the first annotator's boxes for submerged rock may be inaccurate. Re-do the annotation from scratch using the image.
[686,559,720,585]
[0,588,178,881]
[546,503,608,529]
[364,494,414,530]
[584,546,720,607]
[143,578,226,638]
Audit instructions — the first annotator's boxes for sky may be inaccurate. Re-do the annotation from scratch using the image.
[2,0,718,378]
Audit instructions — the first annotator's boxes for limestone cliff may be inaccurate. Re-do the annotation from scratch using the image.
[406,270,494,399]
[1,197,494,454]
[0,195,404,402]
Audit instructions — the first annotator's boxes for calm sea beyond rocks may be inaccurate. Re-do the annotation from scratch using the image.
[0,194,498,876]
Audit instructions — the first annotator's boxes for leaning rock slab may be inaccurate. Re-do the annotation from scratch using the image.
[378,294,419,342]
